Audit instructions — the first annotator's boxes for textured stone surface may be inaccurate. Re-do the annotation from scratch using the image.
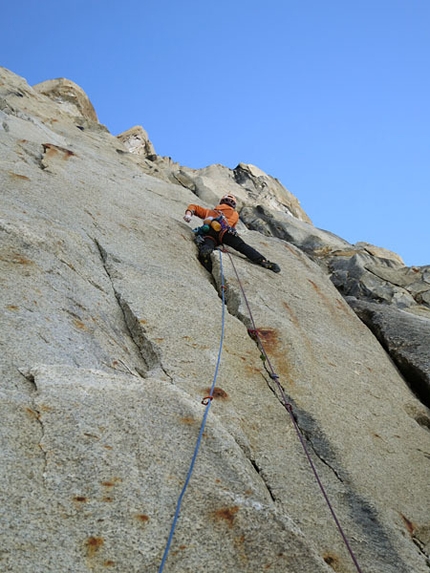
[240,204,350,254]
[163,160,311,223]
[33,77,99,122]
[116,125,157,159]
[239,201,430,404]
[1,66,430,573]
[347,299,430,408]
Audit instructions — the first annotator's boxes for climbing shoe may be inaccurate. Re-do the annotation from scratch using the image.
[259,259,280,273]
[198,250,213,273]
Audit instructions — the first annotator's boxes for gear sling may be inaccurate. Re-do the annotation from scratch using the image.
[194,213,268,273]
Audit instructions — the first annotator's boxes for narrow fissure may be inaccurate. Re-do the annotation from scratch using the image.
[301,429,344,483]
[412,535,430,567]
[249,458,277,503]
[93,238,159,377]
[211,262,346,486]
[115,293,161,373]
[261,368,345,485]
[18,369,48,476]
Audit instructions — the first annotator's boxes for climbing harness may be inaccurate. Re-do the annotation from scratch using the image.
[222,248,364,573]
[193,213,235,244]
[158,250,227,573]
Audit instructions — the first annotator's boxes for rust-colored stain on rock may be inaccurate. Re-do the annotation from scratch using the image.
[282,301,300,328]
[335,298,349,313]
[25,407,40,420]
[85,536,104,558]
[251,327,295,386]
[308,278,349,320]
[43,143,76,159]
[1,253,33,265]
[8,171,30,180]
[308,279,320,292]
[244,363,262,376]
[73,318,87,330]
[101,477,122,488]
[323,551,341,570]
[285,243,300,257]
[203,387,228,400]
[213,505,239,527]
[136,514,150,523]
[401,513,416,535]
[256,328,279,349]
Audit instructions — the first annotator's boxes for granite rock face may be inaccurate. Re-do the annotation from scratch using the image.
[34,77,99,123]
[1,66,430,573]
[116,125,157,159]
[240,203,430,407]
[346,298,430,408]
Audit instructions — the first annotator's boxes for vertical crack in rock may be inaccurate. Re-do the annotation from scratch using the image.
[18,368,48,477]
[400,514,430,567]
[201,261,281,504]
[249,458,277,503]
[261,368,347,486]
[283,395,345,483]
[411,534,430,566]
[213,268,347,482]
[93,239,161,376]
[114,293,164,374]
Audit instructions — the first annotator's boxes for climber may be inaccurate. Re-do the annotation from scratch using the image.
[183,194,280,273]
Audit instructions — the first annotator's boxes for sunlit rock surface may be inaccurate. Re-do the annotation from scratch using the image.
[1,66,429,573]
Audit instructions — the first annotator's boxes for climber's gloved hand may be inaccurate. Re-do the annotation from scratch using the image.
[183,212,192,223]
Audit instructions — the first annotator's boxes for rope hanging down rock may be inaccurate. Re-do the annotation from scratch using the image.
[222,248,364,573]
[159,246,362,573]
[158,250,227,573]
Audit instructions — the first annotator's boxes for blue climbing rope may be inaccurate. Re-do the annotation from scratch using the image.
[158,249,226,572]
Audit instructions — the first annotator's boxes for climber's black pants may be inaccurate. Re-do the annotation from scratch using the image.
[198,229,264,271]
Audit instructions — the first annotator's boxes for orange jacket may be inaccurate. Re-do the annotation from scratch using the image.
[186,203,239,228]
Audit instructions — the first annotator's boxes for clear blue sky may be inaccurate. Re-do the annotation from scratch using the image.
[2,1,429,266]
